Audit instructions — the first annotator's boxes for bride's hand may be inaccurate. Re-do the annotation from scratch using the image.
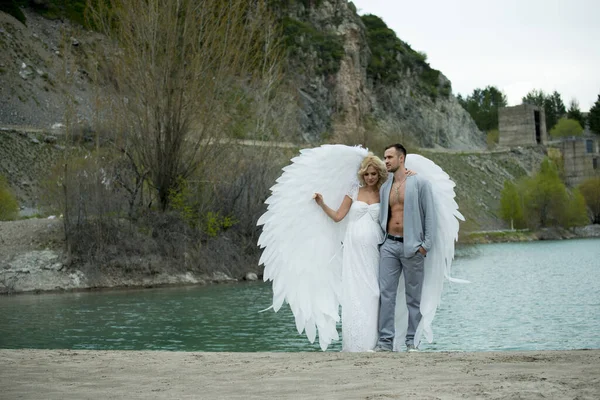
[406,169,417,176]
[313,193,324,206]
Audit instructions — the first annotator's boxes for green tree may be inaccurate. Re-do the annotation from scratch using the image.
[578,177,600,223]
[522,89,566,131]
[0,175,19,221]
[566,189,590,227]
[360,14,446,100]
[588,94,600,135]
[500,180,525,229]
[549,118,584,138]
[546,91,567,130]
[522,89,546,108]
[567,99,586,129]
[523,158,569,228]
[458,86,508,131]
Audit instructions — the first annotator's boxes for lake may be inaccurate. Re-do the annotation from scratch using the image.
[1,239,599,352]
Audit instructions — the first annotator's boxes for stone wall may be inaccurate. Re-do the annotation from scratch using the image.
[499,104,548,147]
[560,135,600,187]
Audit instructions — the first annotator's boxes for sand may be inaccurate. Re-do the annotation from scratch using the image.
[1,349,599,399]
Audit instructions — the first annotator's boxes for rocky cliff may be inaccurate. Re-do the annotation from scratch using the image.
[0,9,96,129]
[0,2,484,149]
[277,0,484,149]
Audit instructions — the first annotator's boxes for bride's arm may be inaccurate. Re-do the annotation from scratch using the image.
[314,194,352,222]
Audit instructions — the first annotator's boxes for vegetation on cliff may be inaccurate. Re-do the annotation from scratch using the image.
[361,14,450,100]
[281,16,345,75]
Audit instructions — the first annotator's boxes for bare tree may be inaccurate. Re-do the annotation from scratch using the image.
[86,0,281,210]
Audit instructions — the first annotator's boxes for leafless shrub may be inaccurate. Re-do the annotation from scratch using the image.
[86,0,282,210]
[42,0,300,279]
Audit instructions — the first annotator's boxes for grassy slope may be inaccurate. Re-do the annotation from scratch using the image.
[421,148,546,233]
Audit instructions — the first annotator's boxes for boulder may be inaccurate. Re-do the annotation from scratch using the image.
[245,272,258,281]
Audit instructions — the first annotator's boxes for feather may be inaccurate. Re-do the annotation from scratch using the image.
[403,154,469,348]
[257,144,368,350]
[258,147,467,351]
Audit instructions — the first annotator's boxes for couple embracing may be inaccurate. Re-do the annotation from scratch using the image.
[315,143,433,352]
[258,143,462,352]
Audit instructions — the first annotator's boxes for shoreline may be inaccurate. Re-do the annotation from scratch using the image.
[1,349,599,399]
[1,219,599,295]
[459,224,600,244]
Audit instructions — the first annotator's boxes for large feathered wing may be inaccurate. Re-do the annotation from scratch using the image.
[398,153,468,348]
[257,144,369,351]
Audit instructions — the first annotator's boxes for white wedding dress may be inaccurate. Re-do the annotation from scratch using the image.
[257,145,466,351]
[340,186,383,352]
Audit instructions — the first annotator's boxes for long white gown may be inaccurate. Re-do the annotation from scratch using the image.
[340,187,383,352]
[257,144,466,351]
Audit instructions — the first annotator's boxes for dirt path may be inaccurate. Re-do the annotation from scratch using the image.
[1,349,598,399]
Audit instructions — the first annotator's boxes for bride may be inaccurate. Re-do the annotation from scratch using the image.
[257,144,465,351]
[313,154,387,352]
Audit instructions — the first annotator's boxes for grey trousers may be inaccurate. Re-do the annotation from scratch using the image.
[377,238,424,348]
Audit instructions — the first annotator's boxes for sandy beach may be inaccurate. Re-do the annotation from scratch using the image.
[1,349,599,399]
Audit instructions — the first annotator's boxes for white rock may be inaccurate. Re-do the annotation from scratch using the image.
[245,272,258,281]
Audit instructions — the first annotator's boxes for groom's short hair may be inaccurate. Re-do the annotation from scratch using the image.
[384,143,407,157]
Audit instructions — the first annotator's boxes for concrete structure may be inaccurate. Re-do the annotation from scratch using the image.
[498,105,599,187]
[559,134,600,187]
[499,104,548,147]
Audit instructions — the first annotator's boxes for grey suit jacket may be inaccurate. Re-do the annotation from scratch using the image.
[379,174,435,255]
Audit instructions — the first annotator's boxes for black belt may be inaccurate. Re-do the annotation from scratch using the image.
[386,234,403,242]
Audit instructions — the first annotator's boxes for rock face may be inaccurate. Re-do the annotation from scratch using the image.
[0,9,96,129]
[282,0,485,149]
[0,4,483,149]
[573,224,600,238]
[0,249,84,293]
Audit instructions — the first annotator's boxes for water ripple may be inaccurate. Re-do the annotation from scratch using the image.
[0,238,598,352]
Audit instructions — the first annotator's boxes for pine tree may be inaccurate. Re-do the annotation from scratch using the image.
[522,90,566,131]
[458,86,508,132]
[567,99,586,129]
[588,94,600,135]
[544,91,566,131]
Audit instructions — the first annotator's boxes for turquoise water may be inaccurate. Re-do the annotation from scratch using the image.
[1,239,599,352]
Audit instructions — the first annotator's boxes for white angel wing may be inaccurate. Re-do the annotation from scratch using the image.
[405,153,468,347]
[257,144,369,351]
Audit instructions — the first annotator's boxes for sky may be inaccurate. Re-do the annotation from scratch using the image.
[351,0,600,111]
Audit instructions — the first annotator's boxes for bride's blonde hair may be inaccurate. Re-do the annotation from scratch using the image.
[357,153,388,189]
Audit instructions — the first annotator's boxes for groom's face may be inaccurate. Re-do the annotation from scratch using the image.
[383,148,404,173]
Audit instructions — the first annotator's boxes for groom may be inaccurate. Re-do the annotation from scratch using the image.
[374,144,434,352]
